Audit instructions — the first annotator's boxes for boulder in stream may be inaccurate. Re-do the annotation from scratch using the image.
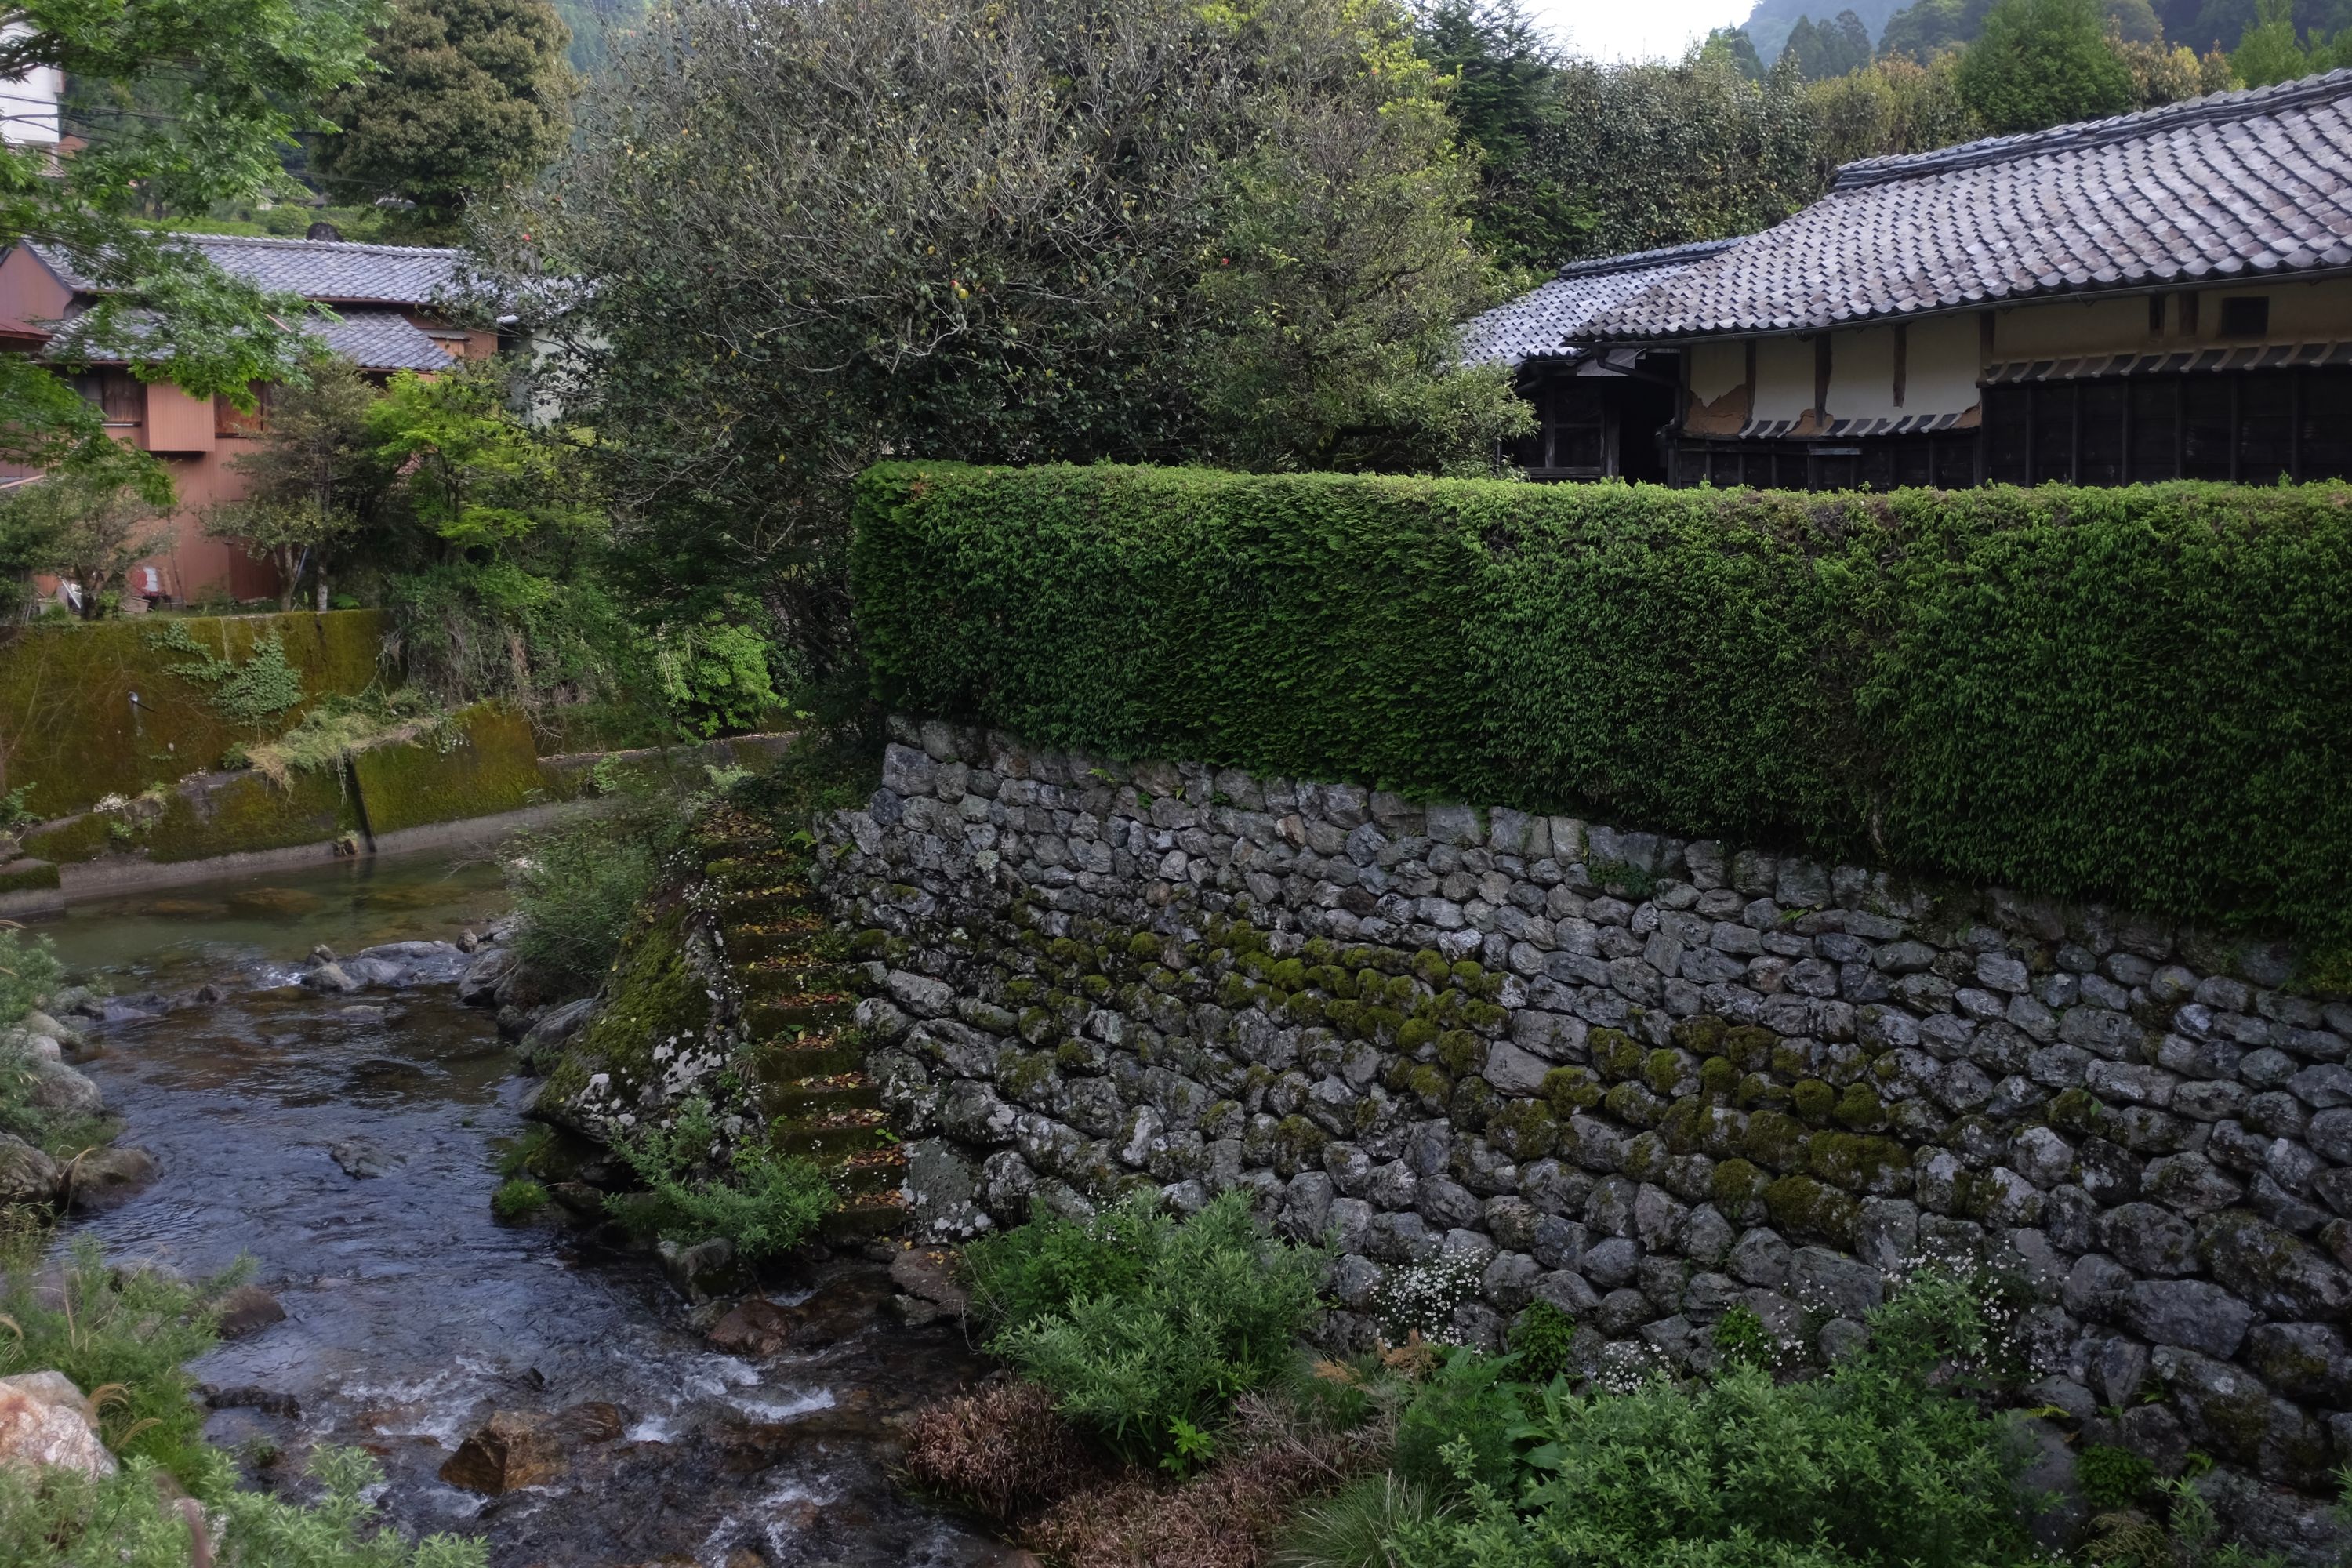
[215,1285,286,1340]
[26,1059,103,1118]
[0,1134,58,1205]
[658,1236,742,1301]
[440,1402,624,1495]
[456,946,518,1007]
[0,1370,115,1478]
[329,1141,394,1179]
[64,1145,158,1212]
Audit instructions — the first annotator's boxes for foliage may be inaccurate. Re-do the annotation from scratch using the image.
[652,607,780,740]
[0,454,174,619]
[1392,1351,1524,1500]
[0,1247,485,1563]
[2083,1477,2288,1568]
[490,1176,549,1220]
[1806,50,1984,175]
[314,0,576,238]
[1784,11,1877,78]
[1387,1275,2039,1568]
[1372,1254,1486,1345]
[506,811,662,993]
[2229,0,2352,82]
[489,0,1526,678]
[2078,1444,2160,1512]
[0,927,63,1028]
[1410,1,1577,270]
[1274,1473,1454,1568]
[903,1380,1110,1526]
[205,357,380,612]
[147,621,308,727]
[610,1095,833,1261]
[1504,1301,1576,1385]
[967,1191,1327,1466]
[854,463,2352,973]
[1958,0,2140,131]
[0,0,374,472]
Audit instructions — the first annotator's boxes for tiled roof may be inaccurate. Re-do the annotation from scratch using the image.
[24,232,466,306]
[1461,240,1737,365]
[310,308,457,371]
[1579,69,2352,343]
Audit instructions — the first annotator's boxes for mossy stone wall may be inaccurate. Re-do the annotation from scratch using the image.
[821,717,2352,1554]
[0,610,389,818]
[351,702,540,837]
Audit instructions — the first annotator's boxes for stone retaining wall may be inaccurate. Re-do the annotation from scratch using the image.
[816,717,2352,1556]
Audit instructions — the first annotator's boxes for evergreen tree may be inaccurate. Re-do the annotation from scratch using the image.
[1702,26,1770,78]
[315,0,577,236]
[2233,0,2313,79]
[1956,0,2137,129]
[1413,0,1577,269]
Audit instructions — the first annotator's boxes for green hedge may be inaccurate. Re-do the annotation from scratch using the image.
[851,463,2352,961]
[0,610,389,818]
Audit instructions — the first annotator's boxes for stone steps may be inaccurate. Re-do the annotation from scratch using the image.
[694,821,904,1250]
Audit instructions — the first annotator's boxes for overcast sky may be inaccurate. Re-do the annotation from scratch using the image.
[1528,0,1751,61]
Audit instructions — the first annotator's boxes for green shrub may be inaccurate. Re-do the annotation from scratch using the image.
[854,465,2352,967]
[609,1096,833,1261]
[1505,1301,1576,1385]
[506,815,662,994]
[968,1191,1326,1467]
[1275,1473,1455,1568]
[490,1178,550,1221]
[1386,1273,2039,1568]
[2077,1443,2158,1512]
[1392,1352,1526,1501]
[0,927,63,1026]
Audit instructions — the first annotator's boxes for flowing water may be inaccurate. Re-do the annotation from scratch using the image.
[35,851,1010,1568]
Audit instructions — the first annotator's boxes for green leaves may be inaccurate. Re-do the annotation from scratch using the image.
[855,463,2352,971]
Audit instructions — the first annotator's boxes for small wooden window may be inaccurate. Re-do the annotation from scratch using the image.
[215,383,269,437]
[2220,296,2270,339]
[71,368,144,424]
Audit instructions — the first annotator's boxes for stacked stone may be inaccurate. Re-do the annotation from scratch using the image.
[818,718,2352,1549]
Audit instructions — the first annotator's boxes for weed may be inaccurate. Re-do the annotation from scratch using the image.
[490,1178,549,1222]
[608,1096,833,1261]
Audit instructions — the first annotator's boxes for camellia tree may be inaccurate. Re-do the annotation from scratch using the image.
[486,0,1529,678]
[0,0,377,471]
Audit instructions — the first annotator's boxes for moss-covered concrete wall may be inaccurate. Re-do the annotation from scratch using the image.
[351,702,540,837]
[0,610,389,818]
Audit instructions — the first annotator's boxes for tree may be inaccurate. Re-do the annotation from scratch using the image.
[203,357,379,610]
[491,0,1526,675]
[0,456,173,618]
[1702,27,1769,77]
[0,0,375,474]
[1414,0,1578,270]
[2229,0,2334,80]
[1808,51,1983,173]
[1785,11,1876,77]
[1956,0,2138,131]
[315,0,576,237]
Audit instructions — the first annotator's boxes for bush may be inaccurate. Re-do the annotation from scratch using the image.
[1504,1301,1576,1386]
[965,1192,1327,1466]
[1391,1352,1524,1501]
[854,465,2352,967]
[490,1177,549,1221]
[0,927,64,1027]
[1386,1274,2040,1568]
[903,1380,1111,1526]
[608,1096,833,1261]
[506,815,663,995]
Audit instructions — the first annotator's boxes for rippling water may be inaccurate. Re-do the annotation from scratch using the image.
[36,852,1007,1568]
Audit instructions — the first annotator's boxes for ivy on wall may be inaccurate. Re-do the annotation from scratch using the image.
[851,464,2352,966]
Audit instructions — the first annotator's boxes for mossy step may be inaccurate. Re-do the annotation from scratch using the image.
[714,887,817,925]
[723,923,830,962]
[818,1187,908,1244]
[694,831,784,861]
[772,1109,890,1161]
[746,1035,866,1081]
[705,853,804,888]
[734,962,853,1000]
[827,1144,907,1197]
[761,1072,881,1120]
[746,998,855,1036]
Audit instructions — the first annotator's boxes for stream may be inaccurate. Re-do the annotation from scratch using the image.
[34,851,1011,1568]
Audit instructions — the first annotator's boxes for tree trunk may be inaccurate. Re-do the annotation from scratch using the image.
[315,568,330,612]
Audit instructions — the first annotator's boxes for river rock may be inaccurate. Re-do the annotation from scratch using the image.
[439,1412,564,1494]
[329,1141,394,1179]
[456,946,518,1007]
[519,998,599,1071]
[215,1285,286,1340]
[300,962,361,995]
[658,1236,740,1301]
[64,1145,158,1212]
[0,1134,58,1205]
[26,1059,103,1118]
[0,1370,114,1478]
[888,1246,968,1323]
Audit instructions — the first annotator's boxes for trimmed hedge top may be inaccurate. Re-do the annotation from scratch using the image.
[851,464,2352,964]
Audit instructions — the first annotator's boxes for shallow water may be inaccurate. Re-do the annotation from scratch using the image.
[38,852,1008,1568]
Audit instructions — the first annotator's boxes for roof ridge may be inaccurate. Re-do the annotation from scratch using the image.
[1554,238,1737,281]
[171,231,466,259]
[1831,66,2352,191]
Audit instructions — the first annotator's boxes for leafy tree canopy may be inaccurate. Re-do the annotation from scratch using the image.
[314,0,576,237]
[1956,0,2139,130]
[489,0,1528,673]
[0,0,375,469]
[1784,10,1877,78]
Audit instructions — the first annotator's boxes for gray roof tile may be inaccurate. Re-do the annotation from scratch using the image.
[309,308,458,371]
[25,232,466,307]
[1581,69,2352,342]
[1461,240,1735,365]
